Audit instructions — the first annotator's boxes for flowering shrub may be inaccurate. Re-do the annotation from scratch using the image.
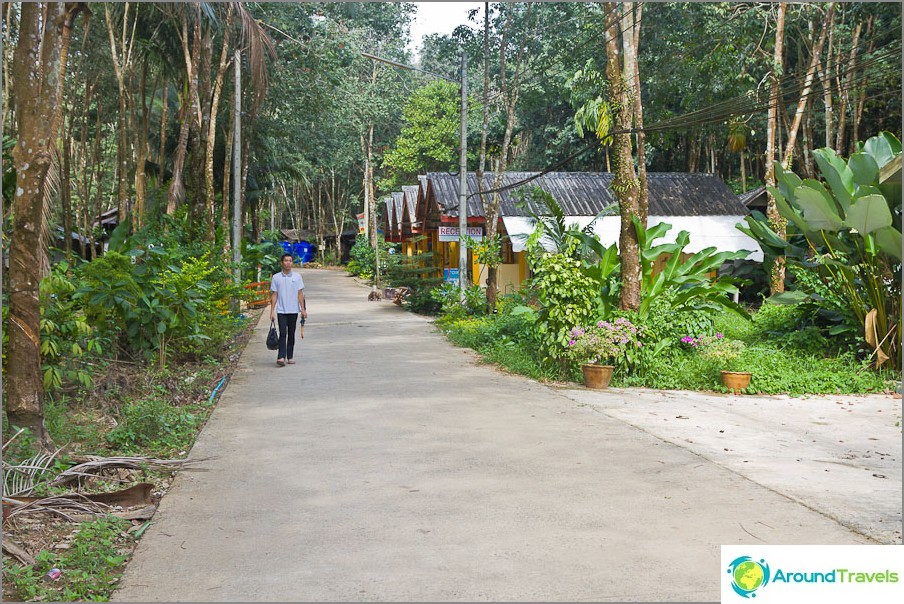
[683,333,746,369]
[566,317,642,366]
[680,332,724,349]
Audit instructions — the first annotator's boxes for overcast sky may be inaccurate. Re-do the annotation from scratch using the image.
[408,2,483,55]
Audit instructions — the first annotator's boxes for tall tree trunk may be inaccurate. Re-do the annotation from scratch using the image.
[476,2,492,308]
[821,8,835,148]
[134,62,152,231]
[849,14,874,154]
[1,2,13,134]
[53,3,86,266]
[802,96,815,178]
[834,19,861,153]
[62,116,74,264]
[221,89,234,261]
[205,6,233,242]
[765,3,786,295]
[603,2,641,311]
[158,78,168,181]
[105,3,134,227]
[89,108,103,260]
[624,1,648,227]
[486,3,532,309]
[782,4,834,168]
[7,2,66,450]
[364,124,376,247]
[167,12,200,214]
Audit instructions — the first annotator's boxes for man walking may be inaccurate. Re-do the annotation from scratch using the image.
[270,253,308,367]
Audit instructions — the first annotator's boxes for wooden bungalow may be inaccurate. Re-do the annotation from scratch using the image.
[381,196,396,241]
[391,191,405,241]
[399,184,427,255]
[415,171,760,292]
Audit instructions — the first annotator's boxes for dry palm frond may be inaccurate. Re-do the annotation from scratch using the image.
[235,2,276,114]
[2,428,28,452]
[4,493,111,522]
[49,455,211,488]
[2,448,64,498]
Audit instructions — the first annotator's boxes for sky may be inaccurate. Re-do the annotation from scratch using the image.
[407,2,484,56]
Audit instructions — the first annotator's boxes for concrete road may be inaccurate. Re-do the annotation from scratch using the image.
[113,268,900,602]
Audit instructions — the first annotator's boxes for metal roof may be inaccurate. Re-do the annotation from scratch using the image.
[401,185,420,226]
[390,191,405,232]
[424,172,750,218]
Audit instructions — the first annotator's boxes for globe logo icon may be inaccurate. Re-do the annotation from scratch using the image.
[727,556,771,598]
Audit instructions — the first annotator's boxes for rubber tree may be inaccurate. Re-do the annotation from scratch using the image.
[7,2,68,449]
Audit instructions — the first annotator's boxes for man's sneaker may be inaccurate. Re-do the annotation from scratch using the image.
[287,359,296,364]
[276,358,286,367]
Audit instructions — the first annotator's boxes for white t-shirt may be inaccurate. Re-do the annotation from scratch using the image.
[270,270,305,314]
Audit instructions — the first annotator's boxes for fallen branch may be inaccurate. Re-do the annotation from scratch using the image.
[2,541,35,566]
[49,456,211,488]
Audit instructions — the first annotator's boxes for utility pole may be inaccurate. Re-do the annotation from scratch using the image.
[361,51,470,299]
[232,50,242,301]
[457,54,469,294]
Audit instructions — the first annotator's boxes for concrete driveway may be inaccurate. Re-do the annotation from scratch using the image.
[113,268,901,602]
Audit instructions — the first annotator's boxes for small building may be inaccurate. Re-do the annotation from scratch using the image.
[415,171,760,292]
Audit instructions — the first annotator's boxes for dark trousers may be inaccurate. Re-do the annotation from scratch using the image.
[277,313,298,360]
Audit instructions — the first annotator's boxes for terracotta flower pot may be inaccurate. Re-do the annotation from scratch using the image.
[721,370,752,394]
[582,364,614,389]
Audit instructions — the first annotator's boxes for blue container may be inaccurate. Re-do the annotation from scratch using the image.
[295,241,314,263]
[279,241,314,263]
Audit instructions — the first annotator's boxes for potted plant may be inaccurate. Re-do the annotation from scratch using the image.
[688,333,750,393]
[566,318,642,389]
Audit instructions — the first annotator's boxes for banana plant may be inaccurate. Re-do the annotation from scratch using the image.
[570,216,751,323]
[737,131,901,368]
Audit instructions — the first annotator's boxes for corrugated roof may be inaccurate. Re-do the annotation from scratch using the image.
[390,191,405,232]
[402,185,419,224]
[382,197,394,234]
[424,172,750,218]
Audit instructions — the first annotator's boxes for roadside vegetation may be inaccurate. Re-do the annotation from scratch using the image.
[1,216,277,602]
[2,2,900,601]
[350,134,901,397]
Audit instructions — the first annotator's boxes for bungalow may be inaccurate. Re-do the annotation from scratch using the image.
[415,171,760,292]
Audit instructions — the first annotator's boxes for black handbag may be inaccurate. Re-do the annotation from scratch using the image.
[266,320,279,350]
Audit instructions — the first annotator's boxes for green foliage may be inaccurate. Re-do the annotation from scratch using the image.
[430,283,487,319]
[695,335,746,371]
[346,234,399,282]
[383,241,444,313]
[463,233,502,269]
[72,220,246,367]
[740,132,902,368]
[106,395,203,456]
[2,516,131,602]
[565,317,642,368]
[569,216,752,327]
[528,249,598,365]
[380,80,468,191]
[40,263,103,392]
[435,290,555,382]
[568,60,613,144]
[241,239,283,281]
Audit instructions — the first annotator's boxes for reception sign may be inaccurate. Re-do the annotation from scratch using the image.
[438,226,484,242]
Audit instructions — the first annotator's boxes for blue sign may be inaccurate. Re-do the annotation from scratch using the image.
[443,268,460,284]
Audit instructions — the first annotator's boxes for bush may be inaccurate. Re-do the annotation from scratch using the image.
[106,396,203,455]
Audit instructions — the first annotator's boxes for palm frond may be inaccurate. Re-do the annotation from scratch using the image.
[3,449,63,498]
[235,3,277,114]
[49,455,210,488]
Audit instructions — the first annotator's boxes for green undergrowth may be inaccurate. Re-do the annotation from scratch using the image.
[2,311,260,602]
[3,517,132,602]
[437,306,895,395]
